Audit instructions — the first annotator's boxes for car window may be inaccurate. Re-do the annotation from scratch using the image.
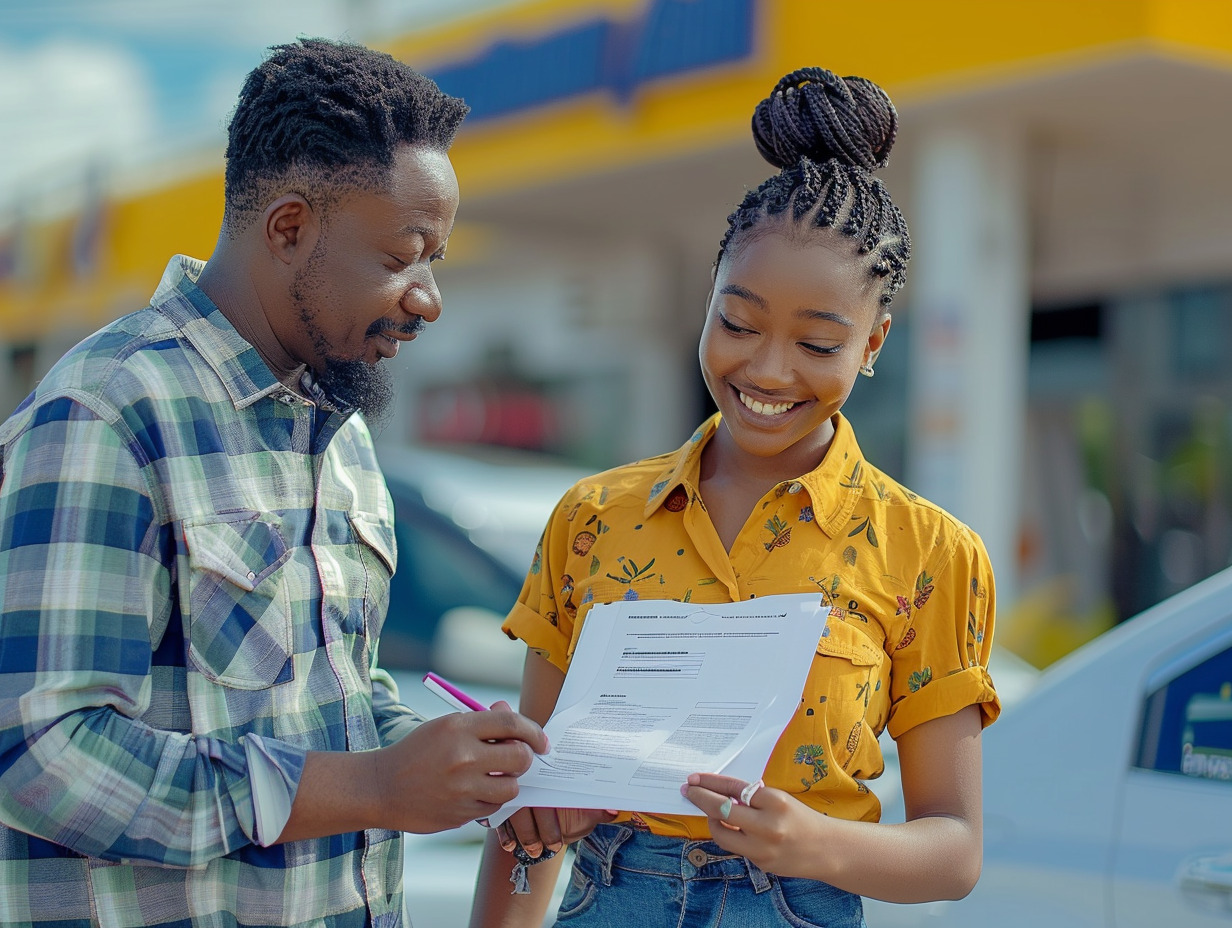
[1136,640,1232,784]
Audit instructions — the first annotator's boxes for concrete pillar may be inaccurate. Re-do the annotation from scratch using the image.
[622,243,705,461]
[906,124,1030,608]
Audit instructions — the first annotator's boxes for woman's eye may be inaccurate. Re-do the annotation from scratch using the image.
[718,313,749,334]
[801,342,842,355]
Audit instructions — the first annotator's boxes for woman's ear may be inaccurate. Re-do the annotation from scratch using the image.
[705,258,720,307]
[865,312,892,369]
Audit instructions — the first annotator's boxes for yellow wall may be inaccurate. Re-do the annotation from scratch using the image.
[0,172,222,341]
[4,0,1232,339]
[387,0,1232,197]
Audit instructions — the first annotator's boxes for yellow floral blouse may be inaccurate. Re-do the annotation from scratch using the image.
[503,413,1000,839]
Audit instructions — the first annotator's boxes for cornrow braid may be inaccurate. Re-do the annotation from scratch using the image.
[718,67,911,306]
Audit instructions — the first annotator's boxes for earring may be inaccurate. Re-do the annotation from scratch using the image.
[862,337,885,378]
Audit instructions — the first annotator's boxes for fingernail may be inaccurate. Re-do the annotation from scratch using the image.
[679,783,690,798]
[687,773,700,785]
[604,810,618,816]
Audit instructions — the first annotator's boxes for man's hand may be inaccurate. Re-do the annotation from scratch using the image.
[277,700,547,843]
[376,700,549,834]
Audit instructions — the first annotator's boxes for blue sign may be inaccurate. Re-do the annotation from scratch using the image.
[427,0,757,122]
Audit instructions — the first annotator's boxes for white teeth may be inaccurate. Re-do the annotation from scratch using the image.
[738,391,795,416]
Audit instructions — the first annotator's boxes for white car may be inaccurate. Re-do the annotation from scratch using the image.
[376,443,588,686]
[378,443,587,575]
[865,565,1232,927]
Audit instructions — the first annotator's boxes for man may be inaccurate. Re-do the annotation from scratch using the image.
[0,38,545,927]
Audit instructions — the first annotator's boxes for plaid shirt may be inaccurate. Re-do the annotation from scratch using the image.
[0,257,421,927]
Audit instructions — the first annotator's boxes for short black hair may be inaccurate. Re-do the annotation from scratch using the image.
[223,37,469,227]
[718,67,911,307]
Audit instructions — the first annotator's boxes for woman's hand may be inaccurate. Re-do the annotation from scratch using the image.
[681,773,825,878]
[682,707,986,900]
[495,806,617,858]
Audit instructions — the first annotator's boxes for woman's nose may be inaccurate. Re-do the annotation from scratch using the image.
[744,340,794,390]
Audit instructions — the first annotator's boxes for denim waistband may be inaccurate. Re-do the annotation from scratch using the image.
[578,824,773,893]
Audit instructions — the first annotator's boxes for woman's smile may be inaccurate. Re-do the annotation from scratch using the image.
[736,389,799,418]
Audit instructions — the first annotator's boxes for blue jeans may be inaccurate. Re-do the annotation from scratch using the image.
[553,824,866,928]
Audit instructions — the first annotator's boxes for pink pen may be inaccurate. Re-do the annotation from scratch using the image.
[423,671,489,712]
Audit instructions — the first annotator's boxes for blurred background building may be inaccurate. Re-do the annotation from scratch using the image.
[3,0,1232,665]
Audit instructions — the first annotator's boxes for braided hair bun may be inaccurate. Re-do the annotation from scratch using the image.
[751,67,898,173]
[718,66,911,304]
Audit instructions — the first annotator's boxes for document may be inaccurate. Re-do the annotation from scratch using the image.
[489,592,830,826]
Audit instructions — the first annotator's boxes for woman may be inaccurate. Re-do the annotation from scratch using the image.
[470,66,1000,928]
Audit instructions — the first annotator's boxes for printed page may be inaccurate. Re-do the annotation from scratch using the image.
[489,592,829,826]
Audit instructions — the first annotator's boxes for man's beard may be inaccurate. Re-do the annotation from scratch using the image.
[315,350,395,423]
[291,260,423,424]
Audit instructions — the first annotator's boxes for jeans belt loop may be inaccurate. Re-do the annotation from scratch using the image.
[599,824,635,887]
[746,858,772,893]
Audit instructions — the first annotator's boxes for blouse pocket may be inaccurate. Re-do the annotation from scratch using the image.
[183,512,294,690]
[563,579,637,661]
[799,620,888,777]
[815,618,884,666]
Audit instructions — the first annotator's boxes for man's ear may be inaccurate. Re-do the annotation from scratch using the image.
[263,194,316,265]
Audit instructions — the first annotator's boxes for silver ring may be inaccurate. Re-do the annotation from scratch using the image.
[739,779,763,807]
[718,797,734,821]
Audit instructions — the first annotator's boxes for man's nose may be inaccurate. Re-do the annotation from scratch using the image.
[401,273,442,323]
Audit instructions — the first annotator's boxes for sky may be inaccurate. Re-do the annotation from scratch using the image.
[0,0,515,213]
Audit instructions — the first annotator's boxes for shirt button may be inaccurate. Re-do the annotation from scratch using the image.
[787,482,802,494]
[687,848,708,867]
[246,570,257,582]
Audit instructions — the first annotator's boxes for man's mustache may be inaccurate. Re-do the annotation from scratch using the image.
[366,317,425,339]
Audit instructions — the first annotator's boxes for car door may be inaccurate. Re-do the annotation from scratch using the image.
[1112,620,1232,926]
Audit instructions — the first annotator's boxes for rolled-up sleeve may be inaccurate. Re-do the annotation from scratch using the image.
[884,524,1000,739]
[500,489,577,674]
[0,397,301,866]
